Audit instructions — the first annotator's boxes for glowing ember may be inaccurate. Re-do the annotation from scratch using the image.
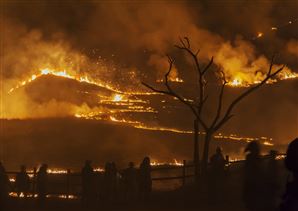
[257,32,263,38]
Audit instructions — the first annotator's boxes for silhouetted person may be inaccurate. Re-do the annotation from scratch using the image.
[122,162,138,201]
[81,160,94,207]
[103,162,117,201]
[280,138,298,211]
[264,150,280,210]
[110,162,118,200]
[208,147,226,202]
[243,141,263,211]
[37,164,48,206]
[0,162,9,210]
[139,157,152,201]
[16,165,30,198]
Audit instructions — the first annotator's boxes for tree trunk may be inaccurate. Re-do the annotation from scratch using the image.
[193,119,200,182]
[202,131,212,175]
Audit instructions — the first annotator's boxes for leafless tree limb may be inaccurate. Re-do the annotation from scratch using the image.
[210,70,227,128]
[213,59,285,132]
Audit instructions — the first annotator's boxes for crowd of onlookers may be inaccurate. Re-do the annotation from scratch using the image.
[0,157,152,208]
[81,157,152,207]
[0,138,297,210]
[206,138,298,211]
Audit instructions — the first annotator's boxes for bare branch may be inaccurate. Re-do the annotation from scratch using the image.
[142,52,208,130]
[213,62,284,132]
[174,37,202,74]
[184,37,190,48]
[141,82,171,95]
[202,57,214,75]
[210,70,227,128]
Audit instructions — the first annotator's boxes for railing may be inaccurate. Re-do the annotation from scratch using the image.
[6,154,286,199]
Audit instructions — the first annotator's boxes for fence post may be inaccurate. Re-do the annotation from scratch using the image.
[33,167,37,197]
[67,169,70,199]
[182,160,186,186]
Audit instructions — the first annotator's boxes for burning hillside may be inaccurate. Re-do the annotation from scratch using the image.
[3,70,297,147]
[0,0,297,171]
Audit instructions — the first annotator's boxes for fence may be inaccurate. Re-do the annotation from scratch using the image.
[6,154,285,199]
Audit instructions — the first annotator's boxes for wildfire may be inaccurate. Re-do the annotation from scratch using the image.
[47,168,68,174]
[74,112,274,146]
[229,78,243,87]
[150,159,184,166]
[156,77,184,83]
[8,68,161,96]
[8,68,123,94]
[112,94,123,102]
[8,192,77,199]
[227,70,298,87]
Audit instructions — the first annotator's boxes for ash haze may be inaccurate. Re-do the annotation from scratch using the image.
[0,0,297,167]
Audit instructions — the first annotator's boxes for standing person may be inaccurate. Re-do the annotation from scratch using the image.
[139,157,152,201]
[110,162,118,201]
[243,141,263,211]
[208,147,226,202]
[37,164,48,207]
[280,138,298,211]
[264,150,280,210]
[81,160,94,207]
[0,162,9,210]
[103,162,112,201]
[16,165,30,198]
[122,162,138,201]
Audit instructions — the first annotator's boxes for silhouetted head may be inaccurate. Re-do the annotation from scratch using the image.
[142,156,150,166]
[105,162,111,171]
[129,162,134,168]
[42,164,48,171]
[269,150,277,159]
[0,162,4,173]
[245,141,260,155]
[216,147,222,154]
[111,162,116,170]
[285,138,298,177]
[85,160,91,166]
[20,165,26,172]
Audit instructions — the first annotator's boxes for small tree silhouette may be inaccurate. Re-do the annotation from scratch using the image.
[142,37,284,179]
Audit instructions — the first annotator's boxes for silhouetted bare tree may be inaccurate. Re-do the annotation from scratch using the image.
[142,37,284,178]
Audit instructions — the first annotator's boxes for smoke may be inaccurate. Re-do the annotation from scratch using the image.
[287,39,298,57]
[0,1,297,144]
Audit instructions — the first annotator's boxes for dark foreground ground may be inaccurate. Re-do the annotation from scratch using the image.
[3,159,289,211]
[4,188,248,211]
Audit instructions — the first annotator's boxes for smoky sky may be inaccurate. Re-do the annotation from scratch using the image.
[1,0,297,145]
[2,0,298,74]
